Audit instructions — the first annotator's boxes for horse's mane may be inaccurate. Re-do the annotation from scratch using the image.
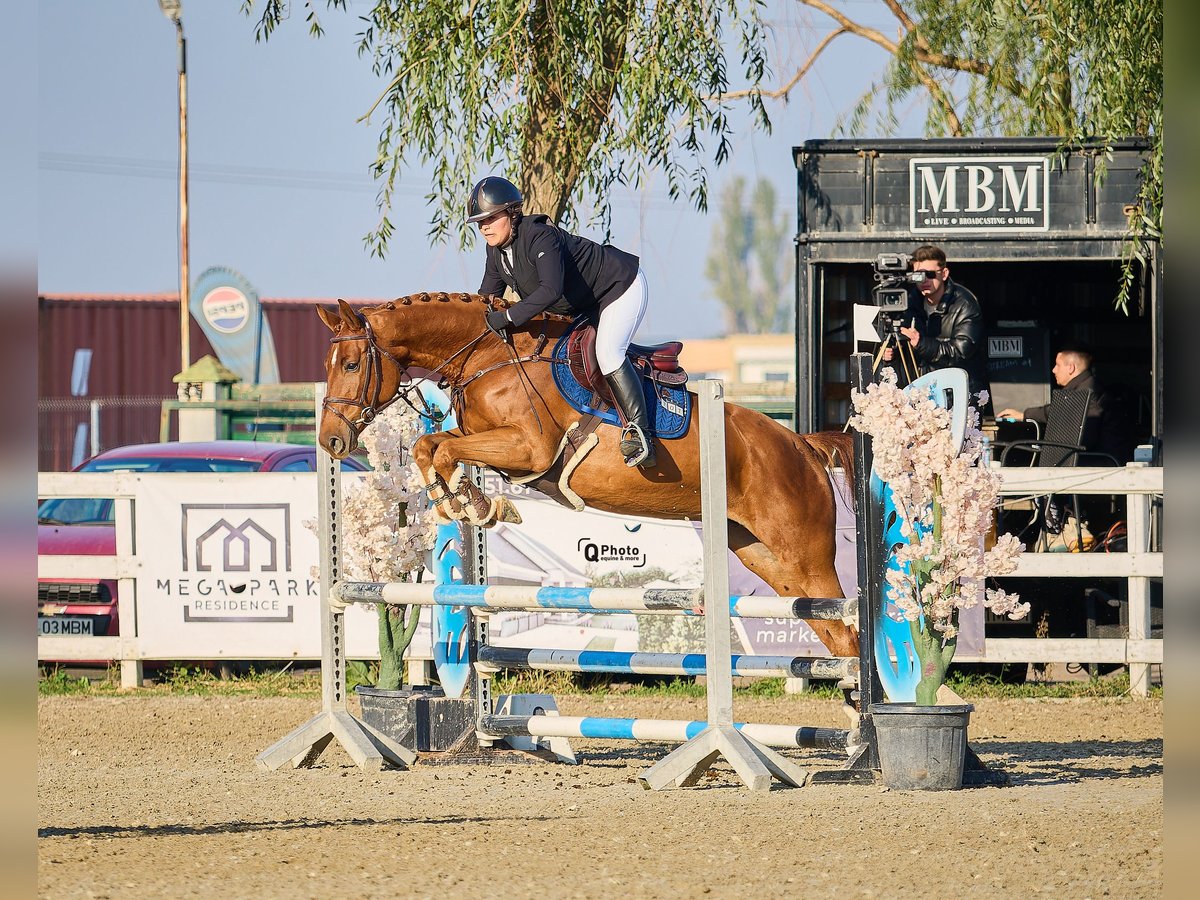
[358,292,574,325]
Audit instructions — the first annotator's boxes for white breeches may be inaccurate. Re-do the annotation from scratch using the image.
[596,268,649,375]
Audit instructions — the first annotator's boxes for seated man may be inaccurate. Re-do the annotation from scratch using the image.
[998,346,1133,465]
[998,346,1134,547]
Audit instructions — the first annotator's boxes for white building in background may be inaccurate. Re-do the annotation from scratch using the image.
[678,334,795,425]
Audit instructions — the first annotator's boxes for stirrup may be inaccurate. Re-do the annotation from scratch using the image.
[619,423,655,468]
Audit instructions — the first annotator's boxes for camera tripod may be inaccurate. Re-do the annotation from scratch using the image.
[871,321,919,384]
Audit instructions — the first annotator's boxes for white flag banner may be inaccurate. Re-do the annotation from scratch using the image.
[853,303,883,344]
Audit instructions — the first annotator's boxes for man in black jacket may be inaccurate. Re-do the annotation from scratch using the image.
[998,347,1133,464]
[884,244,992,416]
[466,176,655,468]
[998,346,1135,541]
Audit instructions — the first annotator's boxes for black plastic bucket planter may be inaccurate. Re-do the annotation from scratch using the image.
[355,685,475,753]
[869,702,975,790]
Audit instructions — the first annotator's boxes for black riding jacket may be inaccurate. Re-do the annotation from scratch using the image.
[478,214,639,328]
[905,278,991,408]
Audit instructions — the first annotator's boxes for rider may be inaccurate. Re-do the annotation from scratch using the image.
[467,175,656,469]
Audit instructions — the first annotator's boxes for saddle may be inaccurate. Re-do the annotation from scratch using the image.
[566,324,688,407]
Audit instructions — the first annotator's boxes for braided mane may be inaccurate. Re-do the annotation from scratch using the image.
[361,291,573,322]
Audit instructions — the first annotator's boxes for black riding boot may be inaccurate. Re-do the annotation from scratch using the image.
[605,360,657,469]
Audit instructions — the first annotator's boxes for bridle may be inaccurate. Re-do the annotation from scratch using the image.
[323,312,459,438]
[322,308,547,442]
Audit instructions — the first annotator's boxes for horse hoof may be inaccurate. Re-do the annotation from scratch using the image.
[493,497,523,525]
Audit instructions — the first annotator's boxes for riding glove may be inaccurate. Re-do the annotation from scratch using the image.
[485,308,511,337]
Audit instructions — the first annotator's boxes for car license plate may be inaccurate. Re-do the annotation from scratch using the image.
[38,616,94,637]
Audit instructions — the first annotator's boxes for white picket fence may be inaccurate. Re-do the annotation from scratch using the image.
[37,465,1164,695]
[975,464,1163,696]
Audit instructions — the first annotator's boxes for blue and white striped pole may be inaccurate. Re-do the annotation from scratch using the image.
[476,646,857,680]
[333,581,856,621]
[479,714,849,751]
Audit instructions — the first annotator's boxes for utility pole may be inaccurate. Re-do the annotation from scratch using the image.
[159,0,190,380]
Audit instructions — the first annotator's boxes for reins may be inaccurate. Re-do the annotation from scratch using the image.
[322,304,553,440]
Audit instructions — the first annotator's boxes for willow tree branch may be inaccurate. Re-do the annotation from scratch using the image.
[795,0,963,135]
[718,27,849,101]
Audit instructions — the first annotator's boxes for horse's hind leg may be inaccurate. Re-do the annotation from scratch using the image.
[728,522,859,659]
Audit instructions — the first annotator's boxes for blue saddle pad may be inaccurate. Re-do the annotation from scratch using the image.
[550,330,691,440]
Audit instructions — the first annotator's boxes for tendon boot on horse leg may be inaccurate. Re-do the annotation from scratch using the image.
[605,360,656,469]
[421,468,467,523]
[447,468,522,528]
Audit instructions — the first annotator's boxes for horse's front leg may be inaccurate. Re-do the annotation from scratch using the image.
[429,425,552,528]
[412,431,468,522]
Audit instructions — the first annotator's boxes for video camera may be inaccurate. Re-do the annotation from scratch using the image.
[872,252,928,313]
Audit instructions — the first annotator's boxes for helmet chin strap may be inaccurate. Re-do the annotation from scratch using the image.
[501,210,520,247]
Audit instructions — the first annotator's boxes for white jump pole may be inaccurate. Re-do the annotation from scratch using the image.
[255,384,416,772]
[636,380,809,791]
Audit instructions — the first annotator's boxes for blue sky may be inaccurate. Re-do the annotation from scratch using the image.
[38,1,909,341]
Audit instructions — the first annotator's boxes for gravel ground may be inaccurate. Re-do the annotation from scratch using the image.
[38,693,1162,898]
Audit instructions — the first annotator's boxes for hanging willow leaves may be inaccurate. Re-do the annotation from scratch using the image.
[242,0,774,252]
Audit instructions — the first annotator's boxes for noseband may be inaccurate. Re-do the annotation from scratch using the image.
[323,313,407,436]
[323,311,491,440]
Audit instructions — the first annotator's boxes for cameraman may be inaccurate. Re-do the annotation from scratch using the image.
[882,244,992,416]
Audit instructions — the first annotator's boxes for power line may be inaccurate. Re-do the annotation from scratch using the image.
[39,152,402,195]
[38,151,694,211]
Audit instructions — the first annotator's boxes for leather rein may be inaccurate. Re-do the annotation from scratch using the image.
[322,309,550,439]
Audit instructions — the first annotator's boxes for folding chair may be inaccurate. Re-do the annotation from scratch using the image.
[1000,389,1118,551]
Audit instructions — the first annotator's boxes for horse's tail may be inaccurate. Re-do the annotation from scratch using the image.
[795,430,856,501]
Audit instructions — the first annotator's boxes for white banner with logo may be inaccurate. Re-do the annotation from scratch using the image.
[133,473,384,658]
[909,155,1050,233]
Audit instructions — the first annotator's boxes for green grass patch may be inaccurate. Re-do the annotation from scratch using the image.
[37,667,98,696]
[37,663,322,698]
[39,664,1161,702]
[947,670,1162,700]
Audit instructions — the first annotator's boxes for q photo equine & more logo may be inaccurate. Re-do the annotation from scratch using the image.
[577,537,646,568]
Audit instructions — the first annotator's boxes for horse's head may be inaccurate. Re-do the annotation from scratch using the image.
[316,299,410,459]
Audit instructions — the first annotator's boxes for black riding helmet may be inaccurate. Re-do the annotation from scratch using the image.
[466,176,523,224]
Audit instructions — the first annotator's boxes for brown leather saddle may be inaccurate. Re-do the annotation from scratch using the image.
[566,324,688,407]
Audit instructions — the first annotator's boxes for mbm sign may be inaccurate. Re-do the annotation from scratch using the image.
[910,156,1050,233]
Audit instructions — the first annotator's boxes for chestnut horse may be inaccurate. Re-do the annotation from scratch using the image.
[316,293,858,658]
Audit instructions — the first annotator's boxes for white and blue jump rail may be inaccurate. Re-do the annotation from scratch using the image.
[474,646,857,681]
[332,581,857,620]
[477,714,851,751]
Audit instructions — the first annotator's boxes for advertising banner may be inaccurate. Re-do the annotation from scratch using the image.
[479,472,859,658]
[133,473,385,659]
[190,267,281,384]
[909,156,1050,234]
[129,468,928,661]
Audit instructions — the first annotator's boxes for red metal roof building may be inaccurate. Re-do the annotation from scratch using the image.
[38,293,382,471]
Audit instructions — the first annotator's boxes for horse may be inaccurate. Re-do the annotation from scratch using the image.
[316,293,859,658]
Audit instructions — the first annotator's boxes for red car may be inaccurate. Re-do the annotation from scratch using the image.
[37,441,367,652]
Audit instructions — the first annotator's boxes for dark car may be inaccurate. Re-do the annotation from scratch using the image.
[38,440,366,650]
